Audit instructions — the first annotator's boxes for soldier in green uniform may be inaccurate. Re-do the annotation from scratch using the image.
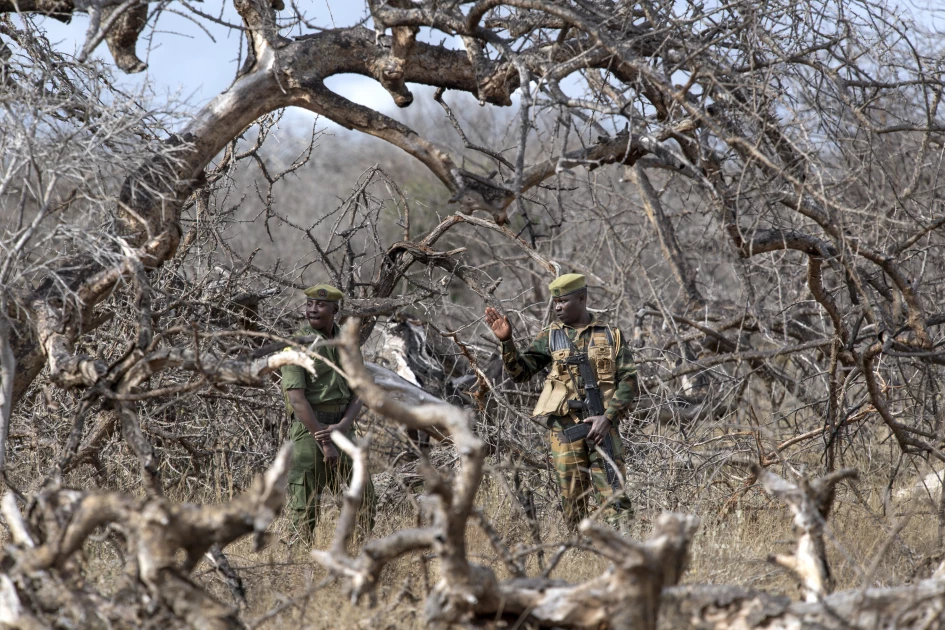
[281,283,376,541]
[484,274,638,528]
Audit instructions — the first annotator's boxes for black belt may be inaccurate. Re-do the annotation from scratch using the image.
[315,410,345,425]
[291,410,346,425]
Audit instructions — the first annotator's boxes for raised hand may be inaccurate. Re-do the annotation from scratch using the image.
[484,306,512,341]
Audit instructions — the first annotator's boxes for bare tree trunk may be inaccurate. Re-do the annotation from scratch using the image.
[0,312,14,473]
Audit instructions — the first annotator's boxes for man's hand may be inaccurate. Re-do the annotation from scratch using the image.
[313,397,361,442]
[484,307,512,342]
[287,389,345,467]
[584,415,612,445]
[313,397,361,465]
[312,418,352,443]
[321,441,340,466]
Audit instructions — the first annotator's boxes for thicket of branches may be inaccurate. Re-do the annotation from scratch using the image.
[2,0,945,627]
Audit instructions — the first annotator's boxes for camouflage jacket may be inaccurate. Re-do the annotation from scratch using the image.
[500,316,639,422]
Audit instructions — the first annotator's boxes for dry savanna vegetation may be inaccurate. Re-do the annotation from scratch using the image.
[3,0,945,627]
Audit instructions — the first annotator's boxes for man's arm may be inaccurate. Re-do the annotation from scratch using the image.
[287,388,340,464]
[500,331,553,383]
[312,396,363,442]
[604,333,640,422]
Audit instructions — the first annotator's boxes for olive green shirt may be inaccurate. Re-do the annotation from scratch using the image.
[281,323,351,414]
[500,316,639,422]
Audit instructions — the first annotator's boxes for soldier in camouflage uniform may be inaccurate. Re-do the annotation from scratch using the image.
[281,283,376,541]
[485,274,638,528]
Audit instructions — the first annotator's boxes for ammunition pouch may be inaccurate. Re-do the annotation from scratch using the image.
[531,323,620,418]
[533,348,576,416]
[589,342,616,403]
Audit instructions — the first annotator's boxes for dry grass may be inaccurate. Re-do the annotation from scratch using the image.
[12,383,945,627]
[169,433,945,628]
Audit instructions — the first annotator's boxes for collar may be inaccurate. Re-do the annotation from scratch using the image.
[554,313,597,334]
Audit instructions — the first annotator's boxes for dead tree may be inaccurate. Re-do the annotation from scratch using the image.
[311,320,945,629]
[2,0,945,625]
[4,0,945,489]
[0,444,292,628]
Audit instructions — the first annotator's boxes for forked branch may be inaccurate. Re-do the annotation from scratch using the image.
[0,444,293,628]
[752,464,858,601]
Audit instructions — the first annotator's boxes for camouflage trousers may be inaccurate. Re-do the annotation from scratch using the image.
[547,416,632,529]
[287,416,376,541]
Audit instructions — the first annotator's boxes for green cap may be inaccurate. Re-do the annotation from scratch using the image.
[303,284,343,302]
[548,273,586,297]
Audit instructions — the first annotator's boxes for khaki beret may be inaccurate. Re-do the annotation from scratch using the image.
[303,284,343,302]
[548,274,586,297]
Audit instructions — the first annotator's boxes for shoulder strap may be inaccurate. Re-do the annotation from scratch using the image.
[588,324,615,348]
[603,325,614,346]
[550,327,571,353]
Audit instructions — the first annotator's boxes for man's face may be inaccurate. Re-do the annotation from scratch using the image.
[553,290,586,326]
[306,298,337,330]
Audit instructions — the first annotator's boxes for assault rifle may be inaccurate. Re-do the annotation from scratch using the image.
[561,352,623,491]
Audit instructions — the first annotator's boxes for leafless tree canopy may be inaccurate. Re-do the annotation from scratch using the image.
[2,0,945,627]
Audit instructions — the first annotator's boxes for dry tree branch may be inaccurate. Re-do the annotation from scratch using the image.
[752,465,858,601]
[312,318,701,628]
[0,313,14,473]
[626,163,704,309]
[0,444,293,628]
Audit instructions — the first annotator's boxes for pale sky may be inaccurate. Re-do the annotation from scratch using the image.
[36,1,400,117]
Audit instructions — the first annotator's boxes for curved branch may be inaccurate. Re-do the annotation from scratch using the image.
[336,318,483,586]
[808,256,849,346]
[861,343,945,463]
[777,190,932,349]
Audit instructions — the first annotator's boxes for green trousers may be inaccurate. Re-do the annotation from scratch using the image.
[547,415,632,529]
[287,419,376,539]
